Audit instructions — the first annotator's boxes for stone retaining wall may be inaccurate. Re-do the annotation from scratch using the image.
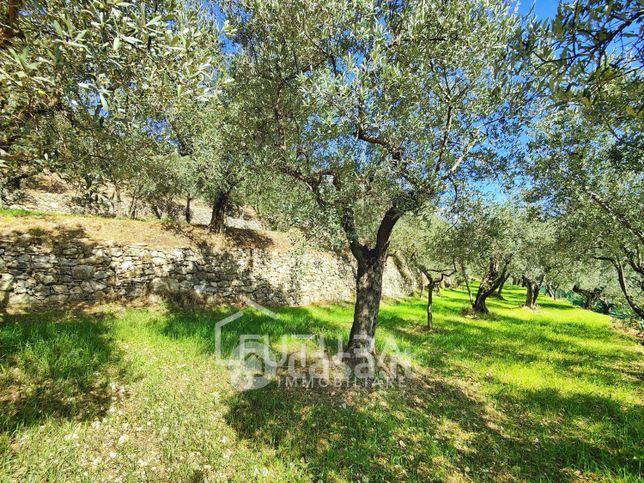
[0,233,417,309]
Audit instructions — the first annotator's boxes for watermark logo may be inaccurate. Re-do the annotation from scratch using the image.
[214,297,279,391]
[215,298,412,391]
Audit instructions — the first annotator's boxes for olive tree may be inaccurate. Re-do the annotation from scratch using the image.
[391,211,455,330]
[0,0,220,202]
[454,202,521,314]
[226,0,530,353]
[569,261,625,315]
[526,0,643,320]
[159,94,251,232]
[529,105,643,319]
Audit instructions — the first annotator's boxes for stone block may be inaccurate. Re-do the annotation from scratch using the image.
[72,265,95,280]
[13,280,29,294]
[120,260,134,271]
[51,284,69,294]
[32,286,51,297]
[81,281,105,292]
[37,274,56,285]
[48,294,68,304]
[93,270,112,280]
[8,292,34,305]
[0,273,14,291]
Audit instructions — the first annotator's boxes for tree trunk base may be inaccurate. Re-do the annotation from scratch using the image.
[347,254,385,357]
[471,301,489,315]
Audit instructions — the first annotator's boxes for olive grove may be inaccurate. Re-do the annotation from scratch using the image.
[0,0,642,337]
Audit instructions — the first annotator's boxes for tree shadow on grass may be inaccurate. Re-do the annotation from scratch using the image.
[0,310,129,436]
[158,304,353,359]
[491,386,643,478]
[223,364,638,481]
[224,355,640,479]
[143,292,642,479]
[224,370,513,481]
[362,299,642,478]
[398,311,642,389]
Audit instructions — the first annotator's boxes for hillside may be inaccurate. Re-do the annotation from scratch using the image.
[1,286,642,481]
[3,173,264,231]
[0,208,291,252]
[0,209,418,310]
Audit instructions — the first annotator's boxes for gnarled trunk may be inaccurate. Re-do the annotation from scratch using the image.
[524,277,541,308]
[546,283,558,299]
[209,193,229,234]
[472,259,507,314]
[597,298,613,315]
[346,206,404,354]
[348,253,386,353]
[472,290,489,314]
[495,272,510,299]
[572,284,601,310]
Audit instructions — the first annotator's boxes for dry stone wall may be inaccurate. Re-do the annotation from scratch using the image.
[0,233,417,309]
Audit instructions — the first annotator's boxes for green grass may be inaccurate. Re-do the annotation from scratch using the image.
[1,286,642,481]
[0,208,46,217]
[0,207,132,222]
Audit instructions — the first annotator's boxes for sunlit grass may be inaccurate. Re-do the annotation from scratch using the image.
[1,286,642,481]
[0,208,46,217]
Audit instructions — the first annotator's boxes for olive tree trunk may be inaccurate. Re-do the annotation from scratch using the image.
[421,267,455,330]
[128,192,139,219]
[460,261,473,305]
[546,283,558,299]
[151,203,163,220]
[346,207,403,354]
[421,268,437,330]
[472,259,507,314]
[572,284,601,310]
[523,277,541,309]
[348,253,386,353]
[611,258,644,320]
[597,298,613,315]
[495,272,510,299]
[426,280,435,330]
[185,196,193,224]
[209,193,229,234]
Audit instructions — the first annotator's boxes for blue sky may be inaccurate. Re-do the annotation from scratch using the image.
[478,0,560,202]
[517,0,559,19]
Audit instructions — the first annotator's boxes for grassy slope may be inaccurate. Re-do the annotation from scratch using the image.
[0,286,642,481]
[0,208,293,252]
